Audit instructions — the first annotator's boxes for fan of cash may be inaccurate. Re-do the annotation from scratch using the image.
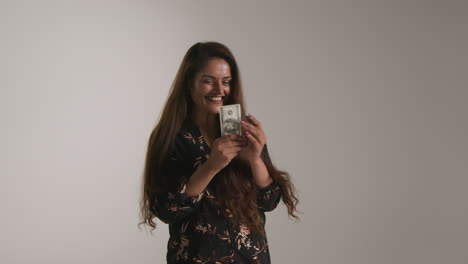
[219,104,242,136]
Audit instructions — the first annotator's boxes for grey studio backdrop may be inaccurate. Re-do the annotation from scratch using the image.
[2,1,467,264]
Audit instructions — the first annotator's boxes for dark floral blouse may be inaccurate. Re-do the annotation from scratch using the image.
[151,118,282,264]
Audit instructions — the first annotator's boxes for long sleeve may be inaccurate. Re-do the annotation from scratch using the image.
[256,180,281,212]
[255,144,281,212]
[150,133,205,224]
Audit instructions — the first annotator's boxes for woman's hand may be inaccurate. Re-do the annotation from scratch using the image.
[239,114,267,162]
[205,134,247,172]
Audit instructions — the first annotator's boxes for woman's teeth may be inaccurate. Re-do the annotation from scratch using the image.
[207,97,222,101]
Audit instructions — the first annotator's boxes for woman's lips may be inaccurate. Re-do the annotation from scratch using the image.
[206,96,223,104]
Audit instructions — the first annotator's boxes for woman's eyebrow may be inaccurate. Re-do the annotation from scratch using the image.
[201,74,231,79]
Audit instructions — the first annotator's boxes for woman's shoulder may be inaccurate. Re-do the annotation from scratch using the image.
[176,118,202,146]
[171,118,207,161]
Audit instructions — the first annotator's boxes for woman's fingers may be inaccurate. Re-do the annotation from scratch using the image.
[246,115,265,134]
[245,131,261,148]
[229,141,246,148]
[221,134,243,143]
[246,115,261,128]
[241,121,263,143]
[217,136,246,152]
[225,146,243,156]
[230,145,243,152]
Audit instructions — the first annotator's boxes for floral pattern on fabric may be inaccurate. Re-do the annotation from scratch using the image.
[150,118,281,264]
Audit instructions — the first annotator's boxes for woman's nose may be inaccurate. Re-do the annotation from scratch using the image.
[213,81,223,92]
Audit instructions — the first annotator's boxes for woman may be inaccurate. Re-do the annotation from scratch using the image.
[139,41,299,264]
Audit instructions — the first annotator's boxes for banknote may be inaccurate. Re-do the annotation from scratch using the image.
[219,104,242,136]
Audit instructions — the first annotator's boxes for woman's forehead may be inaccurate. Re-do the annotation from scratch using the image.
[199,59,231,76]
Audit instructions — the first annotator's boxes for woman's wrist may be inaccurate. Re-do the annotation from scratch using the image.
[248,158,273,188]
[248,157,263,167]
[185,160,219,197]
[203,158,221,175]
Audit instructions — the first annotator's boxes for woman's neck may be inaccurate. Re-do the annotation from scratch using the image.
[191,111,218,140]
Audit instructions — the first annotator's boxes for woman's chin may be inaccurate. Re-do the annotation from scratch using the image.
[209,105,222,114]
[196,105,222,116]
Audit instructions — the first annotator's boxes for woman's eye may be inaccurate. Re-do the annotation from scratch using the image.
[202,79,230,85]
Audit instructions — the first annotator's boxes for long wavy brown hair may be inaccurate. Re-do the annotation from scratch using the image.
[138,41,300,237]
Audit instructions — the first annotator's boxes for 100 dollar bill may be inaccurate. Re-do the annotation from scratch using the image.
[219,104,242,136]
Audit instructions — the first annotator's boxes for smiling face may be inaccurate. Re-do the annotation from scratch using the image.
[190,58,232,116]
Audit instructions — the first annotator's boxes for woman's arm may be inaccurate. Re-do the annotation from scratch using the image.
[186,134,243,195]
[256,180,281,212]
[150,133,214,224]
[184,160,219,196]
[152,133,241,224]
[150,158,207,224]
[249,158,273,188]
[251,145,281,212]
